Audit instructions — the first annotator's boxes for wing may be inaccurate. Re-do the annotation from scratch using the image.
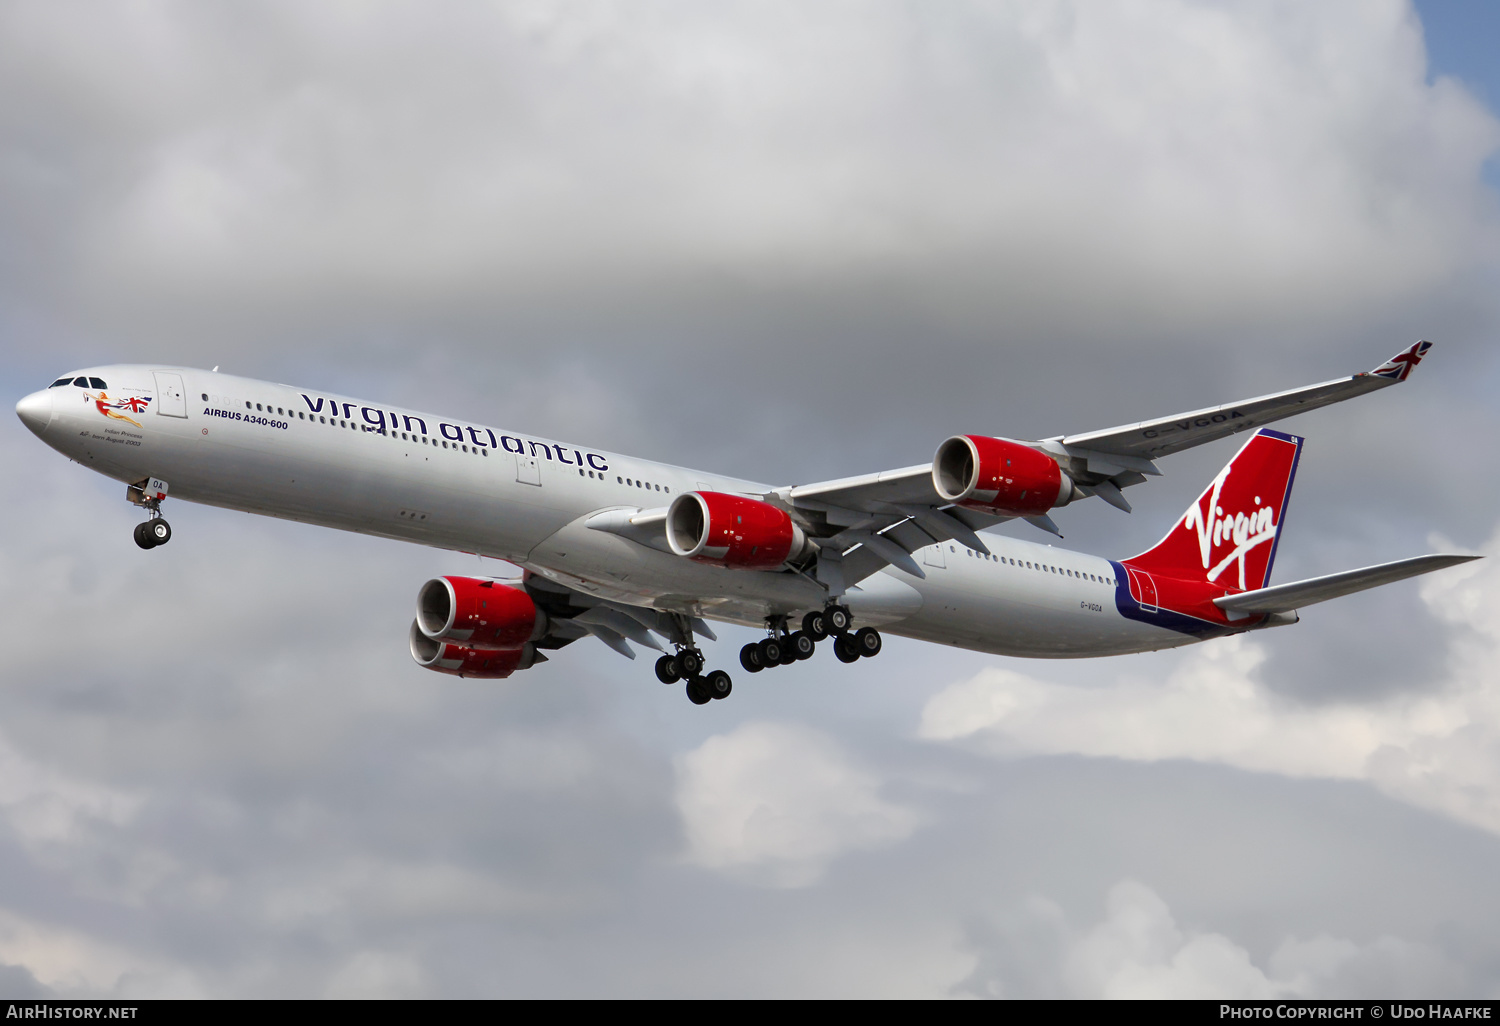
[524,570,718,661]
[1050,341,1433,463]
[769,342,1434,589]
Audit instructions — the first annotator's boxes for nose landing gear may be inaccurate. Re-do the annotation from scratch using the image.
[128,477,172,550]
[133,518,172,550]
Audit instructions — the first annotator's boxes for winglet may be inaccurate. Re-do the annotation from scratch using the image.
[1369,340,1433,383]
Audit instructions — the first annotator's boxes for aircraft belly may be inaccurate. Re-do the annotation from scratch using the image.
[885,542,1193,658]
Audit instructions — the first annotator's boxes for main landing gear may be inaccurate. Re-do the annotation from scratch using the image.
[737,605,882,676]
[654,604,884,707]
[655,648,733,705]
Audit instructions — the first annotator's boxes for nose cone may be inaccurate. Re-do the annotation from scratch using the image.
[16,390,55,438]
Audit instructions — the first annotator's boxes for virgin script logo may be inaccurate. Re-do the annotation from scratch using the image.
[1182,465,1277,590]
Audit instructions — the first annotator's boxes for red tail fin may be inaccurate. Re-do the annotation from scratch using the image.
[1125,429,1303,592]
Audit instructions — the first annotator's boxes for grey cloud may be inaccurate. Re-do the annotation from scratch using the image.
[3,0,1500,998]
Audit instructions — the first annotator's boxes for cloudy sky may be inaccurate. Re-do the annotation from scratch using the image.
[3,0,1500,998]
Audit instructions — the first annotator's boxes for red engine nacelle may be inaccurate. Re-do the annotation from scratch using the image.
[932,435,1078,516]
[415,576,547,648]
[666,491,813,570]
[409,621,541,679]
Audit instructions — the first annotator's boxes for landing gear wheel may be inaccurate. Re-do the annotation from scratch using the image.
[853,626,882,658]
[833,635,860,664]
[777,640,798,666]
[704,669,733,700]
[147,519,172,547]
[758,637,783,666]
[789,631,817,660]
[133,522,157,550]
[740,643,764,673]
[686,677,712,705]
[655,654,682,684]
[825,606,851,634]
[677,650,704,677]
[802,610,828,640]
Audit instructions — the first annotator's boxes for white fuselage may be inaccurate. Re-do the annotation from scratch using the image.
[20,365,1206,659]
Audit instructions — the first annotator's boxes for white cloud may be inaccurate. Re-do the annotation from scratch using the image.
[1064,881,1276,998]
[920,530,1500,835]
[0,733,141,847]
[322,950,427,1000]
[674,721,918,887]
[963,880,1462,999]
[0,907,202,998]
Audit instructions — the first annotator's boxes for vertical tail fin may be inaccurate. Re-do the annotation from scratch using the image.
[1125,428,1303,591]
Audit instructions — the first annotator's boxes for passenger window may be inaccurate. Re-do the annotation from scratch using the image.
[201,393,208,401]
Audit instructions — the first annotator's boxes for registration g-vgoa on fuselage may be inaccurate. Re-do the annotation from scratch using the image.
[15,342,1479,705]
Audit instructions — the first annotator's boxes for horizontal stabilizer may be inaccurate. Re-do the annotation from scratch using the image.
[1213,553,1478,616]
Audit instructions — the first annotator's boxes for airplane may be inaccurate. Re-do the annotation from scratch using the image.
[15,341,1477,705]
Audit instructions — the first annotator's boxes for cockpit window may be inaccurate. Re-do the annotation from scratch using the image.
[72,376,89,387]
[88,377,107,389]
[49,378,72,388]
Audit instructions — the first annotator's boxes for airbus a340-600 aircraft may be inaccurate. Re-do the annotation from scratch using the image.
[15,341,1477,704]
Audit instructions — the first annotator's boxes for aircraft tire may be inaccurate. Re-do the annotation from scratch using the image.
[789,631,816,660]
[825,606,851,634]
[677,650,704,676]
[802,611,828,640]
[133,522,157,550]
[758,638,782,666]
[705,669,733,700]
[854,627,882,658]
[148,519,172,546]
[655,654,681,684]
[833,636,860,664]
[686,677,712,705]
[740,644,763,673]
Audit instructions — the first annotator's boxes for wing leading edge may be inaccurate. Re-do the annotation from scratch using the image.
[1052,340,1433,463]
